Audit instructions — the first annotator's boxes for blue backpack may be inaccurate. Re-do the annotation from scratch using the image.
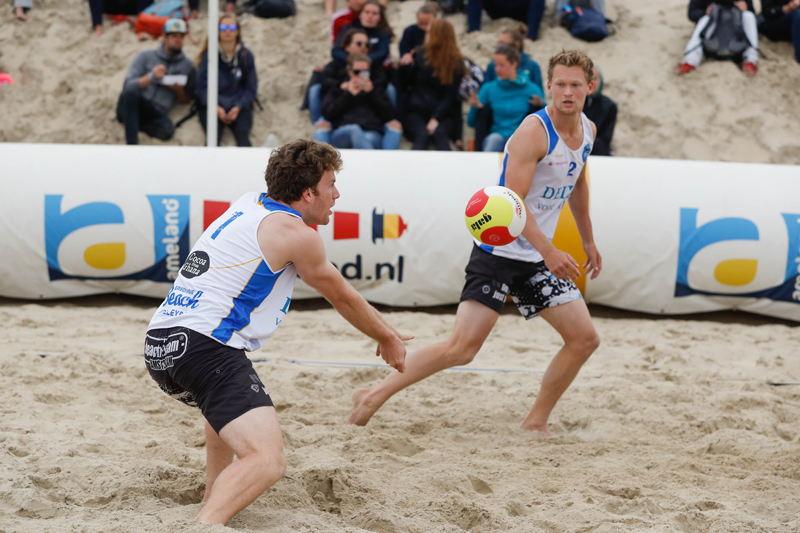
[563,6,610,42]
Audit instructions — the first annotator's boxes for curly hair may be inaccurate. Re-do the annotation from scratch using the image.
[547,49,594,84]
[265,140,343,203]
[424,18,464,86]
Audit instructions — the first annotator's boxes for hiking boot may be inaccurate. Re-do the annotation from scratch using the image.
[742,61,757,76]
[677,63,696,75]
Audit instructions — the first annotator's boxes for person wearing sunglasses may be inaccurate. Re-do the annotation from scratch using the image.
[314,54,401,150]
[309,28,387,124]
[195,15,258,147]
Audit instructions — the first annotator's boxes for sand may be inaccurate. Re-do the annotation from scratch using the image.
[1,0,800,163]
[1,296,799,532]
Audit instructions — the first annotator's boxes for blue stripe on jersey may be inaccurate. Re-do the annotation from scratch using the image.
[258,194,302,217]
[480,243,495,253]
[211,260,283,344]
[498,152,509,187]
[534,108,558,155]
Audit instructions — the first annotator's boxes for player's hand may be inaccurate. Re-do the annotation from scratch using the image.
[530,94,544,107]
[582,241,602,280]
[544,249,581,280]
[376,333,413,373]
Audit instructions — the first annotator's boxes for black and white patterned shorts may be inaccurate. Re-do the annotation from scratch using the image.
[460,244,583,319]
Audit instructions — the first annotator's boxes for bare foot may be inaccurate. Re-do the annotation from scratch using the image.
[519,421,553,436]
[93,25,104,38]
[347,388,378,426]
[15,6,26,20]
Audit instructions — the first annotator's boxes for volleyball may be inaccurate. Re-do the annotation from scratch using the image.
[464,186,527,246]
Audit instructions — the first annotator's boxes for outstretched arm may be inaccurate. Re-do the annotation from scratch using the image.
[266,220,411,372]
[504,117,582,280]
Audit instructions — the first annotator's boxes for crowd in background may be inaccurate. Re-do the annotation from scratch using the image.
[10,0,800,152]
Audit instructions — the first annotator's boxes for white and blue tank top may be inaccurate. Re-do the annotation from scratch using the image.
[148,192,299,351]
[478,107,593,263]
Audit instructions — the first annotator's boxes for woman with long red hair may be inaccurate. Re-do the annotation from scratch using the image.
[398,18,465,150]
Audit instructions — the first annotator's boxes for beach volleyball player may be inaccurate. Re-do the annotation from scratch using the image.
[349,50,602,434]
[143,140,411,525]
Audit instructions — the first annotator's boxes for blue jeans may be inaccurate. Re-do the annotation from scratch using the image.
[483,133,509,152]
[309,83,398,124]
[314,123,401,150]
[308,83,323,124]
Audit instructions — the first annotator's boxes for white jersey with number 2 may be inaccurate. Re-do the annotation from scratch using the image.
[477,107,593,263]
[148,192,299,352]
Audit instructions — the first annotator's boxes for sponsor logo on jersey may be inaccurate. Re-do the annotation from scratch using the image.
[675,208,800,304]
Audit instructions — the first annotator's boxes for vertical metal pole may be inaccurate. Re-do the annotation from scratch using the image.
[206,0,219,147]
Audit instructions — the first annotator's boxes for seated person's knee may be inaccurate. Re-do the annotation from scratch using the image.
[315,120,332,132]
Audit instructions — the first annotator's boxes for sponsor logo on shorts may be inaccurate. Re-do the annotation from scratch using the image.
[45,195,190,283]
[144,330,188,370]
[676,208,800,304]
[482,285,491,294]
[251,384,260,393]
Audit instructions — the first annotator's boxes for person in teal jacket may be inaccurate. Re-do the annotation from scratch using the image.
[467,45,544,152]
[483,23,543,90]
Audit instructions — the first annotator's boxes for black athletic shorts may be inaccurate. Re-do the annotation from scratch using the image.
[460,244,583,319]
[144,327,273,434]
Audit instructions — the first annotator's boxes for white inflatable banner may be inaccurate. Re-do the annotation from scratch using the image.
[0,143,495,306]
[1,143,798,321]
[585,157,800,321]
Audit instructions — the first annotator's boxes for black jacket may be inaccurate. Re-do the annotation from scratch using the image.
[398,48,463,121]
[321,85,395,132]
[399,24,425,56]
[320,58,389,98]
[688,0,754,22]
[761,0,792,20]
[583,93,617,156]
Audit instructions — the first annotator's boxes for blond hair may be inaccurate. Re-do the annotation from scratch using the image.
[547,49,594,84]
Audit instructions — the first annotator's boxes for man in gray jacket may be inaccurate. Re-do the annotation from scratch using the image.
[117,19,196,145]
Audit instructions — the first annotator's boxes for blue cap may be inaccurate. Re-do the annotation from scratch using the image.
[163,18,187,35]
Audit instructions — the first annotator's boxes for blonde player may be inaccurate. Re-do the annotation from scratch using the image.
[349,50,602,434]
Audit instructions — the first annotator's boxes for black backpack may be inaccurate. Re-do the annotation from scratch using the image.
[700,5,751,61]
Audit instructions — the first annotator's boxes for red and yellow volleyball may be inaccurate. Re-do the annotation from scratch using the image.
[465,186,526,246]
